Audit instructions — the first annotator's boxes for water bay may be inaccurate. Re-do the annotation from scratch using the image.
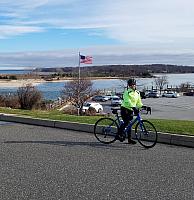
[0,73,193,100]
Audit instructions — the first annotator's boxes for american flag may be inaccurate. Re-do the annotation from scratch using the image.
[80,55,93,64]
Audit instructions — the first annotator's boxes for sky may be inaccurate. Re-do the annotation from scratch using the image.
[1,0,194,69]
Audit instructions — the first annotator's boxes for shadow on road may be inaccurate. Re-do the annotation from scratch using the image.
[3,140,138,150]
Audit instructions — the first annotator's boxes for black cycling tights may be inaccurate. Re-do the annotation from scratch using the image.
[119,106,133,135]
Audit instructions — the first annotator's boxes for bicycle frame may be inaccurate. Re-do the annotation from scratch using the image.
[115,112,143,137]
[94,108,157,147]
[125,113,142,136]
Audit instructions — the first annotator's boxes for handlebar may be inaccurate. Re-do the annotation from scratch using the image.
[111,106,151,115]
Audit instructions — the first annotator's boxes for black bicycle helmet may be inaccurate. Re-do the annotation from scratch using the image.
[127,78,136,86]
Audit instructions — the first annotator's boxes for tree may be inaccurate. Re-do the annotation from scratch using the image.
[179,82,191,92]
[155,75,168,94]
[17,84,42,109]
[62,79,97,115]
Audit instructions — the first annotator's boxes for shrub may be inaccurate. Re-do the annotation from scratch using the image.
[62,105,78,115]
[4,94,20,108]
[85,107,96,116]
[9,75,17,80]
[17,84,42,110]
[0,95,6,107]
[0,94,20,108]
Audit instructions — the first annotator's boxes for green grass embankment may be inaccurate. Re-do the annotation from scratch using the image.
[0,107,194,136]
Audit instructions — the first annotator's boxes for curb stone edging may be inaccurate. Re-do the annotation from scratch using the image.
[0,114,194,148]
[0,114,55,127]
[170,134,194,147]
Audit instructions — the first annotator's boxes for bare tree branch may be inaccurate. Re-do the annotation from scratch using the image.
[155,75,168,94]
[62,79,98,115]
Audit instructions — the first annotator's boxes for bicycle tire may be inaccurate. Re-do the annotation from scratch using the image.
[135,120,157,148]
[94,117,119,144]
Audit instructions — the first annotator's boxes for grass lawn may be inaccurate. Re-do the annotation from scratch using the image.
[0,107,194,136]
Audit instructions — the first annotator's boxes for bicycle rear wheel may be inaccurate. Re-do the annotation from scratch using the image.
[135,120,157,148]
[94,118,118,144]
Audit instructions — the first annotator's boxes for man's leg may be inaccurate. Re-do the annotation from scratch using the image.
[126,112,137,144]
[116,107,130,141]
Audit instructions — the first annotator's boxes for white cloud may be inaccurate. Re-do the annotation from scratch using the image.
[0,46,194,69]
[100,0,194,44]
[0,25,44,38]
[1,0,194,42]
[1,0,194,60]
[0,0,194,38]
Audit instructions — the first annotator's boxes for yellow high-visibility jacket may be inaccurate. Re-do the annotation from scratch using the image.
[121,88,143,110]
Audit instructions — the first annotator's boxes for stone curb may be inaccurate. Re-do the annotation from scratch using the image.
[0,114,193,148]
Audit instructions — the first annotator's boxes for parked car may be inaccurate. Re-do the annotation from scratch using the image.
[111,96,122,106]
[82,102,103,113]
[162,91,180,98]
[183,91,194,96]
[92,95,109,102]
[103,95,112,100]
[104,95,122,100]
[146,91,160,98]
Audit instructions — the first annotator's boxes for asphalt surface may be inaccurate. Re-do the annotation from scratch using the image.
[142,96,194,120]
[0,122,194,200]
[103,96,194,121]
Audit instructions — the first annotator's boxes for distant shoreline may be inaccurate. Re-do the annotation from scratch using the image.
[0,77,127,88]
[0,73,193,88]
[0,79,44,88]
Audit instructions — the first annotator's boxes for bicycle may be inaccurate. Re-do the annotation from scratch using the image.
[94,107,158,148]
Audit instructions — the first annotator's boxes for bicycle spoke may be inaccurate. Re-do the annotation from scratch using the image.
[135,120,157,148]
[94,118,118,144]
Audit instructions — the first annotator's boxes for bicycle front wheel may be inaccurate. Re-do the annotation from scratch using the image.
[135,120,157,148]
[94,118,119,144]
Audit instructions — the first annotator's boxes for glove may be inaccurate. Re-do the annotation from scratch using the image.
[132,107,139,115]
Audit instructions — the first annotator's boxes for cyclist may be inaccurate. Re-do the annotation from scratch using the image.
[117,78,143,144]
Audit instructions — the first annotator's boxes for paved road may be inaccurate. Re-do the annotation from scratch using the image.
[0,122,194,200]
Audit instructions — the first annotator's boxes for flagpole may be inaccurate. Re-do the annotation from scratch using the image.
[78,52,81,115]
[78,52,80,85]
